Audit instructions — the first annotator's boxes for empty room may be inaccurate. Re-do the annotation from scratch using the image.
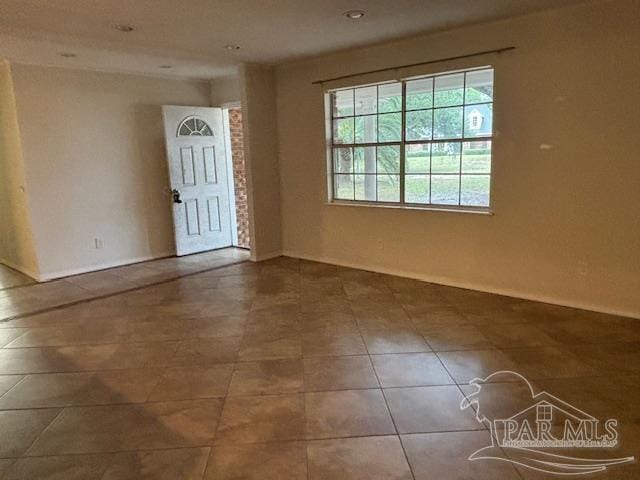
[0,0,638,479]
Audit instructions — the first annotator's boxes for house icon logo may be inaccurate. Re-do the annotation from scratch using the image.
[460,371,635,475]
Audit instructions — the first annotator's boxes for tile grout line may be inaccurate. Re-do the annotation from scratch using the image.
[349,278,418,480]
[295,268,312,480]
[0,431,501,462]
[1,371,633,412]
[21,406,66,459]
[0,282,38,292]
[428,315,580,480]
[3,337,638,352]
[396,286,580,439]
[0,374,28,405]
[208,285,254,470]
[385,280,463,480]
[197,445,214,480]
[1,258,637,476]
[1,327,32,348]
[0,384,465,412]
[142,342,183,404]
[2,335,243,350]
[0,259,251,324]
[96,452,118,480]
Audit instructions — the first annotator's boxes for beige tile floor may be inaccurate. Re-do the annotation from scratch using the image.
[0,266,35,290]
[0,249,250,321]
[0,254,637,479]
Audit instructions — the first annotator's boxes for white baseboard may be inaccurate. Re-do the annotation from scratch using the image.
[251,250,283,262]
[0,258,39,281]
[38,251,176,281]
[282,250,640,320]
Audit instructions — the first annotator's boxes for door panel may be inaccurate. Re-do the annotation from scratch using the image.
[163,106,233,256]
[203,146,218,184]
[180,147,196,186]
[206,196,222,232]
[184,199,200,236]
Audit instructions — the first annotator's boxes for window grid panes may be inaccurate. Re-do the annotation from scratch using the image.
[329,67,493,209]
[178,117,213,136]
[537,404,553,422]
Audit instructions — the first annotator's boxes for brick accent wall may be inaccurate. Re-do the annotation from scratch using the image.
[228,108,250,249]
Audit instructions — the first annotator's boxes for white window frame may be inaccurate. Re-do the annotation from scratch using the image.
[325,66,494,214]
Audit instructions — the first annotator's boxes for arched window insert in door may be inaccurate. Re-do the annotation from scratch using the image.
[177,116,214,136]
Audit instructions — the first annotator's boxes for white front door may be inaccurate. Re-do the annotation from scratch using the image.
[162,106,233,256]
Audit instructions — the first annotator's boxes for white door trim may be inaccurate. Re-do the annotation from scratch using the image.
[222,107,239,247]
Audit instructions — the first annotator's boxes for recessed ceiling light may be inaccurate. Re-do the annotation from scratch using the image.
[113,23,135,32]
[344,10,365,19]
[59,52,77,58]
[224,44,240,51]
[158,65,173,69]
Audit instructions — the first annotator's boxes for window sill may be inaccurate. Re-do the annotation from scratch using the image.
[325,200,494,215]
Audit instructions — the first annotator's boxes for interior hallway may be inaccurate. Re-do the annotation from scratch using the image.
[0,255,637,479]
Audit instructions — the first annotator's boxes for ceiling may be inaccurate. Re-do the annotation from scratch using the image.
[0,0,591,80]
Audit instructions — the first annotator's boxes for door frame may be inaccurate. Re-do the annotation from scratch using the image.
[221,102,241,247]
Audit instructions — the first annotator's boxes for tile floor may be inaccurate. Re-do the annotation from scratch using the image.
[0,249,250,321]
[0,254,637,479]
[0,266,35,290]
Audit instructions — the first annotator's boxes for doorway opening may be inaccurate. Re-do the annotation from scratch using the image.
[162,106,236,256]
[161,104,250,257]
[223,106,251,250]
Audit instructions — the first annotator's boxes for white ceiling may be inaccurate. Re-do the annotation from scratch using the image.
[0,0,591,80]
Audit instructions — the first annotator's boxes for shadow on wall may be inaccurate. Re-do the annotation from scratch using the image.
[0,63,39,276]
[133,104,177,257]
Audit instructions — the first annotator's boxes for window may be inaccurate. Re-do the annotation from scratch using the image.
[537,404,553,422]
[178,116,213,136]
[328,67,493,210]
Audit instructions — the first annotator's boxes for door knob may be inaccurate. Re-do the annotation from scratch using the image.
[172,189,183,204]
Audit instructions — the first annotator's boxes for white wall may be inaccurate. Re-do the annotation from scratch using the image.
[275,0,640,317]
[9,64,212,279]
[0,61,39,278]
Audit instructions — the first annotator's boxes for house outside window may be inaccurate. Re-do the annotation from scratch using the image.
[327,67,494,210]
[468,109,484,130]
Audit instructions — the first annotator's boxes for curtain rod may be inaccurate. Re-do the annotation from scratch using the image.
[311,46,516,85]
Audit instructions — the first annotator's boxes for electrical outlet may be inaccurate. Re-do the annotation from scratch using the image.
[94,238,104,249]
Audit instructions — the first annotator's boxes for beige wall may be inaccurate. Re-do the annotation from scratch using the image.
[210,75,241,106]
[0,61,39,278]
[240,64,282,260]
[10,64,211,279]
[275,0,640,317]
